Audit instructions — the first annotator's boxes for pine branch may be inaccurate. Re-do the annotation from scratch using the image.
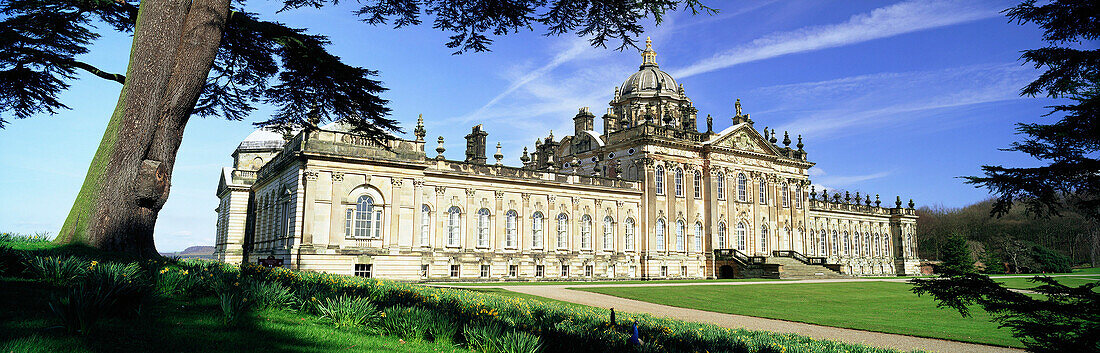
[66,59,125,84]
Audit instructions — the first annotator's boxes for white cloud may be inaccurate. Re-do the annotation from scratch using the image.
[813,170,892,188]
[766,63,1035,138]
[669,0,1004,78]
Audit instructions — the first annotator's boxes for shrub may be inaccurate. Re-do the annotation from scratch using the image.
[314,295,379,328]
[0,245,27,277]
[82,262,152,316]
[28,255,87,286]
[154,267,201,297]
[48,284,108,335]
[246,280,296,310]
[1030,244,1072,273]
[380,306,438,341]
[498,330,543,353]
[463,324,503,352]
[425,311,459,344]
[215,286,252,326]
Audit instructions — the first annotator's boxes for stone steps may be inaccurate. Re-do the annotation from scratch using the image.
[767,257,847,279]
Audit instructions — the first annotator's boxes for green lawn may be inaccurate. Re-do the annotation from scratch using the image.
[995,276,1100,291]
[442,278,786,286]
[577,281,1023,348]
[0,278,468,353]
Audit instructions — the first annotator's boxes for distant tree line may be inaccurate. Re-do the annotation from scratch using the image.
[915,198,1098,273]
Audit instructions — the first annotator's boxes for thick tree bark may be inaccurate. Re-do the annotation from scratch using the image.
[57,0,231,256]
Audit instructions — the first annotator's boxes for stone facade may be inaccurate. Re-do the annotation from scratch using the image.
[214,39,920,280]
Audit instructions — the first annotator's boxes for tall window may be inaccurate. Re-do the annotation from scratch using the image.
[831,230,839,255]
[782,184,790,207]
[760,225,769,252]
[532,212,544,248]
[655,219,666,251]
[820,230,827,256]
[864,233,871,257]
[873,233,881,257]
[693,222,703,252]
[736,222,747,251]
[782,227,790,250]
[809,229,817,255]
[675,220,686,252]
[716,173,725,199]
[602,216,614,250]
[477,208,491,247]
[355,195,382,239]
[624,218,635,250]
[580,215,592,249]
[737,173,747,201]
[795,187,803,208]
[842,231,850,256]
[447,206,462,246]
[717,222,728,249]
[420,204,431,246]
[344,208,354,238]
[505,210,518,248]
[655,166,665,195]
[759,179,768,205]
[556,213,569,248]
[693,171,702,198]
[674,168,684,197]
[853,232,861,257]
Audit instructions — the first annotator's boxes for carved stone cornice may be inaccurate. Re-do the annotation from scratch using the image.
[434,186,446,195]
[331,172,344,182]
[465,189,476,198]
[304,170,319,181]
[494,191,505,200]
[390,178,404,187]
[412,180,425,188]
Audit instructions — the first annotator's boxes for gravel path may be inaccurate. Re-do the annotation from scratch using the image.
[433,275,1096,353]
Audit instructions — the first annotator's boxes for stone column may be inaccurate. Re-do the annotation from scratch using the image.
[413,180,424,248]
[495,191,505,251]
[389,178,403,250]
[521,193,531,252]
[434,186,446,248]
[465,189,476,249]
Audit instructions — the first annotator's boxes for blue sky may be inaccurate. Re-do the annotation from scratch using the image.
[0,0,1058,251]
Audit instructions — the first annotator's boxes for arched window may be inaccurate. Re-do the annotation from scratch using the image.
[655,219,666,251]
[717,222,728,249]
[782,184,790,207]
[760,225,769,252]
[716,173,725,199]
[603,216,614,250]
[505,210,518,248]
[759,179,768,205]
[864,233,871,257]
[675,220,686,252]
[477,208,491,247]
[853,232,861,257]
[624,218,635,250]
[693,222,703,252]
[736,222,746,251]
[556,213,569,248]
[674,168,684,197]
[532,211,544,249]
[447,206,462,246]
[580,215,592,249]
[873,233,880,257]
[831,230,839,255]
[809,229,817,255]
[654,166,665,195]
[820,230,827,256]
[797,228,805,253]
[420,204,431,246]
[782,227,790,251]
[843,231,850,256]
[355,195,383,239]
[737,173,747,201]
[693,171,702,198]
[795,186,803,208]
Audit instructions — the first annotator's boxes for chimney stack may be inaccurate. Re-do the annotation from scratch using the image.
[465,125,488,164]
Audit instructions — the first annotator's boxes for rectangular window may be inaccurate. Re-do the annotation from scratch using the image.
[660,266,668,277]
[699,266,706,278]
[681,266,688,278]
[420,264,429,278]
[629,265,637,277]
[508,265,518,277]
[585,265,594,277]
[354,264,372,278]
[450,264,460,278]
[561,264,569,277]
[480,264,490,278]
[608,264,616,277]
[535,265,545,277]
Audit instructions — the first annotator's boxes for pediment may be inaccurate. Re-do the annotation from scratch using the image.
[707,124,777,155]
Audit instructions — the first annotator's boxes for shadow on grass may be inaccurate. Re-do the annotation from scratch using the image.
[0,277,459,353]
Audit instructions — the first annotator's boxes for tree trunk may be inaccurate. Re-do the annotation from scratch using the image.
[56,0,231,256]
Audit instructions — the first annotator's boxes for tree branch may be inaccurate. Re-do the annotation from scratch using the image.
[67,59,125,84]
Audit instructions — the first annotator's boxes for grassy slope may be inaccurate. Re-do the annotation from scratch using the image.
[995,276,1100,291]
[577,281,1023,348]
[0,278,469,353]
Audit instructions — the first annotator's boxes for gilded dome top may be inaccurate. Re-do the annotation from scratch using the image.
[617,37,680,97]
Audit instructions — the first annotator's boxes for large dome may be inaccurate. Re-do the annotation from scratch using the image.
[616,37,681,98]
[619,66,679,96]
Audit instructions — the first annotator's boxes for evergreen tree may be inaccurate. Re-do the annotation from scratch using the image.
[0,0,714,256]
[938,232,974,274]
[963,0,1100,221]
